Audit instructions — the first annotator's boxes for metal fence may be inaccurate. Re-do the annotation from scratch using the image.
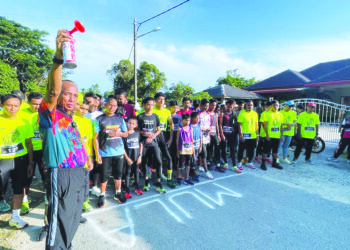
[289,99,350,143]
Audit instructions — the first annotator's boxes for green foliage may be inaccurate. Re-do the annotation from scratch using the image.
[165,81,194,103]
[0,60,19,95]
[81,83,103,96]
[0,17,53,93]
[217,69,257,89]
[107,59,134,97]
[192,91,211,101]
[103,90,114,100]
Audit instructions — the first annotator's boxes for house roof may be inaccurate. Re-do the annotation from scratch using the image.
[308,64,350,83]
[246,69,310,90]
[300,58,350,80]
[203,84,265,100]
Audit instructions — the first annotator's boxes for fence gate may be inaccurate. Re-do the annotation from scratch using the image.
[290,99,350,143]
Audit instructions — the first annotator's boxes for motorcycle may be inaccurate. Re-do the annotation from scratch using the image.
[289,136,325,154]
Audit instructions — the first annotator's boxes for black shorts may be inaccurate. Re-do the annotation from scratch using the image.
[100,156,124,182]
[10,155,29,195]
[262,138,280,154]
[0,158,14,198]
[179,154,193,166]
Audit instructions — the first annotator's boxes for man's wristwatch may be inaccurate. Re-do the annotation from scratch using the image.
[53,57,64,65]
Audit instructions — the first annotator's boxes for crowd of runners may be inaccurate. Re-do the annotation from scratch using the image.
[1,29,350,249]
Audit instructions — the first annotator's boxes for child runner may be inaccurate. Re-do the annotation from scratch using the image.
[190,112,201,182]
[177,113,195,185]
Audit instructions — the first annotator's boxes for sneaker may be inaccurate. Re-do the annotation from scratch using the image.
[254,156,261,164]
[114,192,127,204]
[222,163,228,170]
[38,225,48,241]
[271,163,283,170]
[231,166,242,173]
[161,173,168,182]
[91,186,101,197]
[142,183,150,191]
[135,188,144,195]
[192,174,200,182]
[215,166,225,173]
[246,162,256,169]
[193,169,200,176]
[291,158,298,164]
[276,158,280,164]
[167,180,177,189]
[155,183,167,194]
[305,159,314,165]
[97,195,106,208]
[9,216,28,229]
[184,179,194,185]
[266,158,272,164]
[0,200,11,212]
[205,171,214,180]
[237,162,243,170]
[260,162,267,171]
[327,156,339,162]
[283,158,292,165]
[176,177,184,185]
[198,166,205,172]
[80,216,87,224]
[125,191,133,199]
[20,200,30,215]
[82,200,93,213]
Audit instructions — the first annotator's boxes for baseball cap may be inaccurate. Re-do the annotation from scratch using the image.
[285,100,294,106]
[308,102,316,107]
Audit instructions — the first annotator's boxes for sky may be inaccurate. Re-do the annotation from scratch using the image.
[3,0,350,94]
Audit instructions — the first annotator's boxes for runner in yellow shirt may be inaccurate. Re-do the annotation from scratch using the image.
[260,100,284,170]
[278,100,297,164]
[292,102,320,165]
[237,100,259,169]
[0,94,34,228]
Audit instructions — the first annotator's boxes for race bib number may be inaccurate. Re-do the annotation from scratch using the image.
[223,126,232,133]
[33,130,41,140]
[193,140,200,149]
[181,142,193,155]
[283,127,291,132]
[160,123,166,130]
[210,126,216,133]
[203,132,210,144]
[305,127,315,131]
[243,133,251,138]
[174,124,179,131]
[127,138,139,149]
[271,127,279,132]
[1,143,24,157]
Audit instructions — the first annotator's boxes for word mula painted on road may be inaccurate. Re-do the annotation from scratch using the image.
[86,178,243,248]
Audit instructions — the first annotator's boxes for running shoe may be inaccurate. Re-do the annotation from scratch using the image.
[91,186,101,197]
[20,200,30,215]
[283,158,292,165]
[237,162,243,170]
[114,192,127,204]
[265,158,272,164]
[215,166,225,173]
[205,171,214,180]
[192,174,200,182]
[161,173,168,182]
[231,166,242,173]
[155,183,167,194]
[198,166,205,172]
[38,225,48,241]
[184,179,195,185]
[80,216,87,224]
[222,163,229,170]
[97,195,106,208]
[9,216,28,229]
[327,156,339,162]
[271,163,283,170]
[305,159,314,165]
[167,180,177,189]
[254,156,261,164]
[177,177,184,185]
[82,200,93,213]
[125,191,133,199]
[291,158,298,164]
[260,162,267,171]
[142,183,150,191]
[193,169,200,176]
[135,188,144,195]
[276,158,280,164]
[0,200,11,212]
[246,162,256,169]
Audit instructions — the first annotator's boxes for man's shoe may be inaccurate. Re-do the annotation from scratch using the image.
[114,192,127,204]
[38,225,48,241]
[125,191,133,199]
[198,166,205,172]
[166,180,177,189]
[271,163,283,170]
[291,158,298,164]
[265,158,272,164]
[20,201,30,215]
[192,174,200,182]
[215,166,225,173]
[231,166,242,173]
[237,162,243,170]
[184,179,194,185]
[91,186,101,197]
[9,216,28,229]
[80,216,87,224]
[135,188,144,195]
[222,163,229,170]
[97,195,106,208]
[83,200,93,213]
[260,162,267,171]
[155,183,166,194]
[254,156,261,164]
[205,171,214,180]
[283,158,292,165]
[142,183,150,191]
[327,156,339,162]
[0,200,11,212]
[246,162,256,169]
[176,177,184,185]
[305,159,314,165]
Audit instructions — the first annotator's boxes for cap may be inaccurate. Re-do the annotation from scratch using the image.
[285,100,294,106]
[308,102,316,107]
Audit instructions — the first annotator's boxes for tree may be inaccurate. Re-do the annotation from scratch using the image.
[0,60,20,95]
[192,91,211,101]
[107,59,134,97]
[165,81,194,102]
[0,17,53,93]
[217,69,257,89]
[137,61,166,99]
